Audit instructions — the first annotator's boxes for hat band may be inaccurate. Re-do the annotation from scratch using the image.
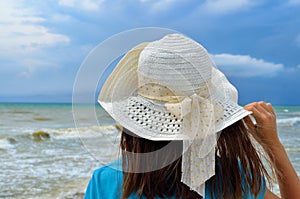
[137,72,213,103]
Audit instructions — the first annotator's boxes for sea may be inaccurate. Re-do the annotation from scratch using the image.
[0,103,299,199]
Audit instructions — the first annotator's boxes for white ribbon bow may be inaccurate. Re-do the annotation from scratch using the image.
[165,93,223,196]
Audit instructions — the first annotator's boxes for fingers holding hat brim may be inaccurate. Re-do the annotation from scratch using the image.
[243,101,275,125]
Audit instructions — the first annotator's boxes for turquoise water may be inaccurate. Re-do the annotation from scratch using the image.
[0,103,119,199]
[0,103,299,198]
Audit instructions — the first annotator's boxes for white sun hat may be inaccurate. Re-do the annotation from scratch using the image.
[98,33,251,197]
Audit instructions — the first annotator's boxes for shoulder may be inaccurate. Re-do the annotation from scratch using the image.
[93,160,123,181]
[84,160,124,199]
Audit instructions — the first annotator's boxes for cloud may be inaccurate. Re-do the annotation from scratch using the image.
[148,0,177,11]
[211,53,284,77]
[200,0,255,14]
[0,1,69,53]
[51,14,72,22]
[0,0,70,76]
[136,0,183,13]
[289,0,300,5]
[58,0,105,11]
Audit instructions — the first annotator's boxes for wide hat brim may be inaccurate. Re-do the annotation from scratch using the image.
[98,42,251,141]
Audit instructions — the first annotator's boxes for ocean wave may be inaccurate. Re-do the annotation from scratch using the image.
[277,117,300,127]
[33,117,53,121]
[32,131,51,141]
[50,125,120,139]
[1,125,120,145]
[0,137,16,150]
[7,110,34,114]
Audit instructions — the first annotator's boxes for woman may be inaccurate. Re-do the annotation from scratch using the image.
[84,33,300,198]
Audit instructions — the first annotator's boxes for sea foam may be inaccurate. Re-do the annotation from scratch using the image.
[0,137,16,150]
[277,117,300,127]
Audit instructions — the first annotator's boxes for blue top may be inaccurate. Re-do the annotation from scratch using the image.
[84,160,266,199]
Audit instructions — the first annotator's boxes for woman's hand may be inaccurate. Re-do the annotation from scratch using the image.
[244,101,300,199]
[243,101,281,150]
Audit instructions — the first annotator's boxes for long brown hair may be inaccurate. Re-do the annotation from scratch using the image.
[120,119,274,199]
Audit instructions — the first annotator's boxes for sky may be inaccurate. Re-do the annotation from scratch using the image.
[0,0,300,105]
